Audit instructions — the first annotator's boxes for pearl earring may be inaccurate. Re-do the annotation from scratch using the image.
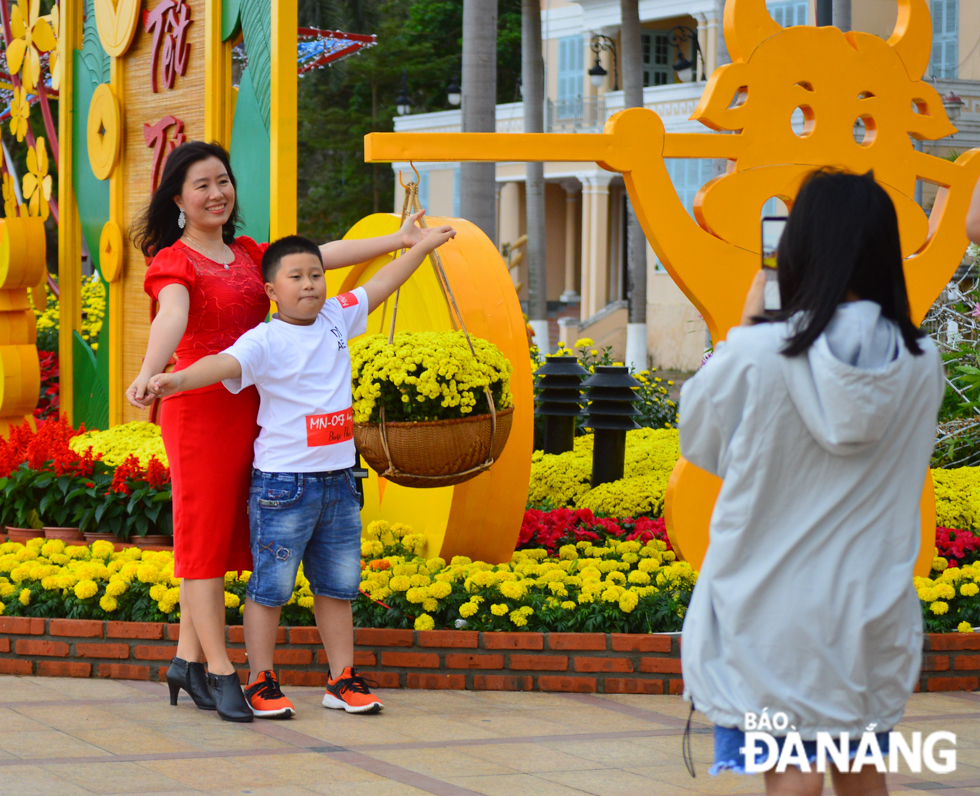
[177,210,186,229]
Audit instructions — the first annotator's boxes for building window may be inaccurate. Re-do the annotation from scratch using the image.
[641,31,672,87]
[453,168,460,217]
[767,0,808,26]
[930,0,958,79]
[557,35,585,119]
[652,159,715,272]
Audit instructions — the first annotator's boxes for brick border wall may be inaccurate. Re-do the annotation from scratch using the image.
[0,618,977,693]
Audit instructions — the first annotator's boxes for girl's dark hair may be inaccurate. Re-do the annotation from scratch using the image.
[131,141,242,256]
[772,168,924,357]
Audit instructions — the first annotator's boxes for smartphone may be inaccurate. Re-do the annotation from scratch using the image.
[761,216,787,312]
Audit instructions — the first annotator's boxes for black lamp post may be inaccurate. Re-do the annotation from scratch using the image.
[589,34,618,91]
[534,356,589,454]
[582,366,641,486]
[447,75,461,107]
[396,69,411,116]
[667,26,706,82]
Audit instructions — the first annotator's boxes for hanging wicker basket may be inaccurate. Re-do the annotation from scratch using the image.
[353,172,516,488]
[355,406,514,489]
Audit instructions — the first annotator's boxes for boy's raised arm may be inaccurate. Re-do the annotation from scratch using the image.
[362,226,456,313]
[148,354,243,398]
[319,209,432,269]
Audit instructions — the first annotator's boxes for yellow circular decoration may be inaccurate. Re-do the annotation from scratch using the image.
[94,0,141,58]
[87,84,121,181]
[99,220,124,283]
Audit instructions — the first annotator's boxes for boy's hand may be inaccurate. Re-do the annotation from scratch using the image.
[399,209,426,249]
[147,372,184,399]
[414,225,456,254]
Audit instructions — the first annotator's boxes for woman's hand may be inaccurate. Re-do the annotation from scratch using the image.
[126,374,157,409]
[740,270,767,326]
[398,209,426,249]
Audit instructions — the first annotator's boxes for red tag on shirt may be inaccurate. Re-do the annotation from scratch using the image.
[336,292,358,308]
[306,408,353,447]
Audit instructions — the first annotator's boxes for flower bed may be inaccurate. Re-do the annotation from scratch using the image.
[0,525,695,634]
[0,417,171,539]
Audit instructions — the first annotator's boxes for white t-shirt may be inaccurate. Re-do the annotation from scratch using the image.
[222,286,369,473]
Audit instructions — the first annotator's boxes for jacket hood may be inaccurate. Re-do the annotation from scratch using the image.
[778,301,909,456]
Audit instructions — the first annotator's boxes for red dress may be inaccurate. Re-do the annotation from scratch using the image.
[144,237,270,579]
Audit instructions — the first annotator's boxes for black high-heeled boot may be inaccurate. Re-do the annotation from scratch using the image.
[167,657,217,711]
[207,671,254,722]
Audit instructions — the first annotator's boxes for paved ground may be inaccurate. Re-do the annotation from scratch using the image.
[1,676,979,795]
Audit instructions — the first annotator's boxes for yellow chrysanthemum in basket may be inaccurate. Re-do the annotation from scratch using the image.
[351,330,512,424]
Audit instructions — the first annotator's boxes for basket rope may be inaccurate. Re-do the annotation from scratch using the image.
[370,166,500,483]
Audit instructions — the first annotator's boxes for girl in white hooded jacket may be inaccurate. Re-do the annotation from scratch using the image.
[680,169,944,796]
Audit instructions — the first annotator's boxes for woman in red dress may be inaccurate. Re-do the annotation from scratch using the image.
[128,141,427,721]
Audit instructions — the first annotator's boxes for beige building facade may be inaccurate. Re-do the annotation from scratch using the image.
[393,0,980,371]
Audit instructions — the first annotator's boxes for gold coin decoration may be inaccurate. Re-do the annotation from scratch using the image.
[94,0,142,58]
[87,84,122,181]
[99,220,124,283]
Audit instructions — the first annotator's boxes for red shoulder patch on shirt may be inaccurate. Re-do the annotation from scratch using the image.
[336,292,359,308]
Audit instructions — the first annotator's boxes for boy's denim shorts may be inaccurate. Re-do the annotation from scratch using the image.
[246,468,362,607]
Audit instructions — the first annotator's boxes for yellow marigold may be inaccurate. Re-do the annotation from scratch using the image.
[498,580,526,600]
[490,603,509,616]
[224,592,240,609]
[574,337,594,347]
[105,580,127,598]
[930,601,949,615]
[99,595,118,612]
[0,601,4,615]
[0,583,13,598]
[459,601,479,618]
[961,583,980,597]
[73,579,98,600]
[298,595,314,609]
[414,613,435,631]
[560,600,576,609]
[19,587,30,605]
[137,564,160,584]
[90,540,115,559]
[934,556,949,572]
[149,583,167,601]
[389,576,411,592]
[428,581,452,600]
[619,590,640,613]
[40,539,65,558]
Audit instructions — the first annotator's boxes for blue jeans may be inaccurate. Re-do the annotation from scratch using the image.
[712,726,892,775]
[246,469,363,606]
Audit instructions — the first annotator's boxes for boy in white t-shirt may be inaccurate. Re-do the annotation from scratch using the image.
[148,226,455,719]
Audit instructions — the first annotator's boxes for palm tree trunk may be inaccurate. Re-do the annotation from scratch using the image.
[621,0,647,371]
[460,0,497,244]
[523,0,547,340]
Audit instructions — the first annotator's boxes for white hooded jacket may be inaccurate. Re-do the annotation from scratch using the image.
[679,301,944,736]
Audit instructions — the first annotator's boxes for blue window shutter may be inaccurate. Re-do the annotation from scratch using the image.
[767,0,808,26]
[557,35,584,119]
[417,172,429,211]
[930,0,958,78]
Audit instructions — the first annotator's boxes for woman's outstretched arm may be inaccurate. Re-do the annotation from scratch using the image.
[125,283,189,408]
[319,209,434,269]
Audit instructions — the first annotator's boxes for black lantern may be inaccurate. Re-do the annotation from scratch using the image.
[534,356,589,454]
[582,365,641,486]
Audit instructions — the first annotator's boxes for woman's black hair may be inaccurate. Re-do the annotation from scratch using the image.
[131,141,242,257]
[771,167,924,357]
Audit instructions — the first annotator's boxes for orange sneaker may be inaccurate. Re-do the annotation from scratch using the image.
[244,670,295,719]
[322,667,384,714]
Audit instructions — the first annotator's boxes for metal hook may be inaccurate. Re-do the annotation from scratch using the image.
[398,161,421,189]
